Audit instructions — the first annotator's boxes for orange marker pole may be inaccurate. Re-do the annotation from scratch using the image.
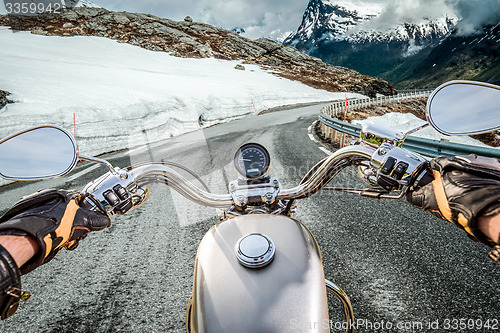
[73,113,77,141]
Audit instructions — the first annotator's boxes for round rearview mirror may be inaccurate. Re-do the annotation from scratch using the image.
[0,125,78,180]
[426,80,500,136]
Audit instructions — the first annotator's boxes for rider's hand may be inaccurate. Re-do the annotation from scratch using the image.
[406,155,500,247]
[0,189,111,274]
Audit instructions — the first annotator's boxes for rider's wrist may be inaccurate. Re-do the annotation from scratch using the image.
[0,243,23,319]
[0,236,39,268]
[477,214,500,244]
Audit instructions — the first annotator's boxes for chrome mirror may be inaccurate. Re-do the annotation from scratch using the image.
[426,80,500,136]
[0,125,78,180]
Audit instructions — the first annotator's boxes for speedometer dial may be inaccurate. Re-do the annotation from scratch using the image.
[234,143,270,178]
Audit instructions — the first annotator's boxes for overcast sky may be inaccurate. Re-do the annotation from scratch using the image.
[93,0,308,40]
[2,0,499,39]
[92,0,500,39]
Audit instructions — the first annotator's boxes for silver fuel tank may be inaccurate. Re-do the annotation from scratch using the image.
[186,214,329,333]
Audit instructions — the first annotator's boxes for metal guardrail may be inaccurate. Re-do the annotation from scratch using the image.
[397,88,435,94]
[319,115,500,158]
[319,114,360,137]
[321,90,433,119]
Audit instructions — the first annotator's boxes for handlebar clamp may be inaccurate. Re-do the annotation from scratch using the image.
[82,169,139,215]
[371,143,429,193]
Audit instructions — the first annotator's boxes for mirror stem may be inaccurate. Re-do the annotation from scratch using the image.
[79,155,118,175]
[402,123,429,140]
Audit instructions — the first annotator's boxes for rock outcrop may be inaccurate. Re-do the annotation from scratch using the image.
[0,90,12,110]
[0,8,394,97]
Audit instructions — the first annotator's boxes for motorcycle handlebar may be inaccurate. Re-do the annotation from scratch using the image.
[127,163,233,208]
[277,145,375,200]
[124,145,375,209]
[84,142,434,215]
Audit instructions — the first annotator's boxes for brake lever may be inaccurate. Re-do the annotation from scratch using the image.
[322,186,406,199]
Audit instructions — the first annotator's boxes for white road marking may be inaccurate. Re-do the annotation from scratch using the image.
[319,147,332,155]
[307,121,332,155]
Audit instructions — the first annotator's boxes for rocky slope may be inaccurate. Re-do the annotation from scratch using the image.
[386,23,500,88]
[340,98,427,123]
[0,8,393,97]
[284,0,456,79]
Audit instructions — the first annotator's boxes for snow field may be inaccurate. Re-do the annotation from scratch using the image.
[0,27,348,157]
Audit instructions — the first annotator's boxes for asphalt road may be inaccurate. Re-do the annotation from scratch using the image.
[0,104,498,332]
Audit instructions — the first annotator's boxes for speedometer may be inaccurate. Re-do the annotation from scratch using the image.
[234,143,271,179]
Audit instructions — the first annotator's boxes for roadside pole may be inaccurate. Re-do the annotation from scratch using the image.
[341,94,347,147]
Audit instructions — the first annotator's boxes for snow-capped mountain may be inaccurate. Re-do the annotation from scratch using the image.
[284,0,379,47]
[285,0,455,48]
[231,27,245,35]
[347,16,456,44]
[284,0,457,79]
[0,7,396,157]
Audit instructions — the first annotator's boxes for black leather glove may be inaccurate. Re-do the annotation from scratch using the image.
[407,155,500,247]
[0,189,111,274]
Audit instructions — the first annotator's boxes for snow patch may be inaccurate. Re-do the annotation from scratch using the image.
[323,0,382,17]
[353,112,497,148]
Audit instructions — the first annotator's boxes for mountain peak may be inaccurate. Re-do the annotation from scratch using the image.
[285,0,455,47]
[284,0,378,45]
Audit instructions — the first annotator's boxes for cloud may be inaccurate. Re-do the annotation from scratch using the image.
[195,0,306,40]
[4,0,494,39]
[450,0,500,35]
[96,0,306,41]
[343,0,499,37]
[99,0,199,19]
[350,0,457,32]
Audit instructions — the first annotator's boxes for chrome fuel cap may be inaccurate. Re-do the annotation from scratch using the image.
[234,233,275,268]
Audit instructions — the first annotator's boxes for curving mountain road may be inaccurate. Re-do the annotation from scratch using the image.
[0,103,498,332]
